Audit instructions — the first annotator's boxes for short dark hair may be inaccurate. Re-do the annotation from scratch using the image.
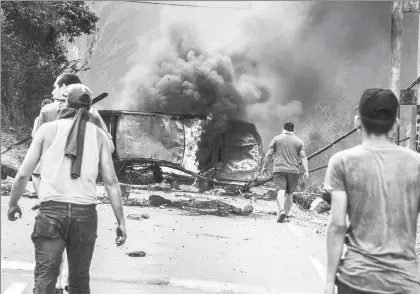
[283,121,294,132]
[358,88,398,135]
[41,99,53,108]
[55,73,81,87]
[360,116,395,135]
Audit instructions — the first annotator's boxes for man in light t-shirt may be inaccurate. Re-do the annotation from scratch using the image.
[323,88,420,294]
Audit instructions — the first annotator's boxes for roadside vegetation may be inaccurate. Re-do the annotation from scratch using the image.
[1,1,98,140]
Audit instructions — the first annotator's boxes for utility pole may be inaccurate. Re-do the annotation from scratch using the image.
[410,8,420,150]
[417,11,420,152]
[390,1,403,144]
[390,1,404,98]
[400,0,420,151]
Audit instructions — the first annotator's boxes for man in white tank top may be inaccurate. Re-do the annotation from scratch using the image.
[30,74,114,293]
[7,84,127,294]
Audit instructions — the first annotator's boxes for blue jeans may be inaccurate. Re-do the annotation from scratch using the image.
[31,201,98,294]
[336,279,370,294]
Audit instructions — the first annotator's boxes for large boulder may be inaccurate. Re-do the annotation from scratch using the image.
[293,192,318,210]
[149,195,172,207]
[310,197,331,214]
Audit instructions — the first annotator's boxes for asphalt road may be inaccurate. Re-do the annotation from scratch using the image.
[1,195,327,294]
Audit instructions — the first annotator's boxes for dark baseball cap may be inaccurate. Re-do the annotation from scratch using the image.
[357,88,398,125]
[63,84,92,107]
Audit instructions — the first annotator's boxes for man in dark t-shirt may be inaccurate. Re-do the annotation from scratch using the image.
[323,88,420,294]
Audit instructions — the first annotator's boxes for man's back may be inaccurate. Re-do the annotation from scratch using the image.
[327,144,420,293]
[37,119,109,205]
[269,133,304,174]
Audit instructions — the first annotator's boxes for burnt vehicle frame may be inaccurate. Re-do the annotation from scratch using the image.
[98,110,264,186]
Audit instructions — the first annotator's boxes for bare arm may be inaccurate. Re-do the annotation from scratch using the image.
[300,148,309,173]
[98,131,124,225]
[323,154,347,293]
[325,191,348,291]
[261,139,275,171]
[9,126,45,207]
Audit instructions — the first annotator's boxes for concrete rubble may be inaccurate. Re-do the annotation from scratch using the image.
[0,176,331,217]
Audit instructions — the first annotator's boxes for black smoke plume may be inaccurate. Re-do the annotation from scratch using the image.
[121,1,412,153]
[121,22,270,171]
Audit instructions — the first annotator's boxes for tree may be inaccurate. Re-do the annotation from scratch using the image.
[1,1,99,136]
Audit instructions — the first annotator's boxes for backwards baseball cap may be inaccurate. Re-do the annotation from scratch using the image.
[62,84,93,108]
[358,88,398,125]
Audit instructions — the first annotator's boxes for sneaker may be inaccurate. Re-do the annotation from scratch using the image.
[277,211,287,223]
[284,215,291,223]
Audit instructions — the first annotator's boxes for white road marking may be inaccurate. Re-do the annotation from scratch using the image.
[3,282,28,294]
[168,278,315,294]
[1,260,34,271]
[309,257,326,283]
[288,223,302,236]
[1,260,316,294]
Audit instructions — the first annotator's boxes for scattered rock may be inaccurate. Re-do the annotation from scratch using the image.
[149,195,171,207]
[310,197,331,214]
[1,178,35,198]
[127,250,146,257]
[141,213,150,219]
[120,184,131,198]
[211,188,227,195]
[264,189,277,200]
[127,213,142,221]
[249,186,266,196]
[293,192,318,210]
[321,190,331,205]
[1,164,17,180]
[243,205,253,215]
[169,179,181,190]
[198,180,213,193]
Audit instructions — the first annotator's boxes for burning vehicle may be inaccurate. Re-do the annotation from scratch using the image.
[98,110,263,186]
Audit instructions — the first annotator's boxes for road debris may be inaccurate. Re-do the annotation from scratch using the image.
[120,183,131,198]
[149,195,171,207]
[1,177,35,198]
[126,250,146,257]
[127,213,143,221]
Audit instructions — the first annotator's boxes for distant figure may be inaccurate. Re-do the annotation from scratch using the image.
[260,121,309,223]
[31,99,53,138]
[8,84,127,294]
[323,88,420,294]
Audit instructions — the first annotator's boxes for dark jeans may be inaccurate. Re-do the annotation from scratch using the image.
[336,279,370,294]
[31,201,98,294]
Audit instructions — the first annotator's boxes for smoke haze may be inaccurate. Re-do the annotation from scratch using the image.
[115,1,417,148]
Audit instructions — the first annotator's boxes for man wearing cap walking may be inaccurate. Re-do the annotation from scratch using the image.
[323,88,420,294]
[260,121,309,223]
[7,84,127,294]
[30,74,113,293]
[32,73,113,200]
